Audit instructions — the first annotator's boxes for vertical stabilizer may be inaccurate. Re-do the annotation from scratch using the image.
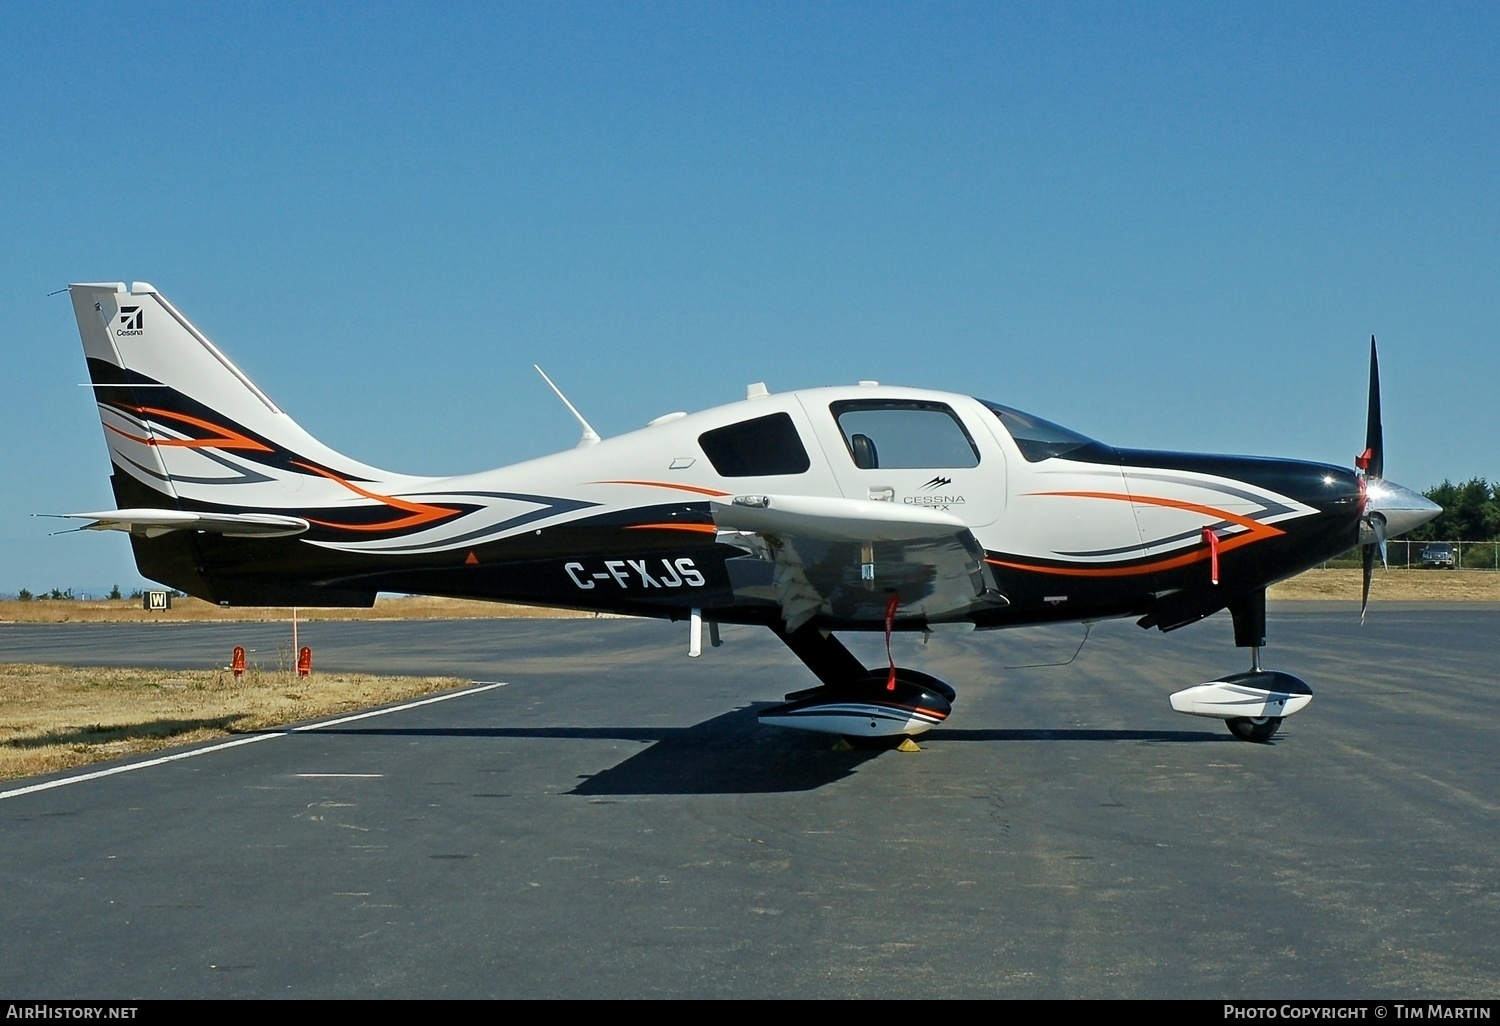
[65,282,412,606]
[68,282,388,513]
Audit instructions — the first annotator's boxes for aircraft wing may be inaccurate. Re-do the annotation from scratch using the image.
[711,494,1005,631]
[48,508,311,539]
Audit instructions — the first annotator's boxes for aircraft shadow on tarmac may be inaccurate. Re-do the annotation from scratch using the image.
[303,704,1239,796]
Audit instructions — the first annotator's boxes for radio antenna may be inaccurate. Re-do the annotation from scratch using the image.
[533,365,601,448]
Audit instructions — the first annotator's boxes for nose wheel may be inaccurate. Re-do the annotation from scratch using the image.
[1226,715,1283,743]
[1224,641,1283,743]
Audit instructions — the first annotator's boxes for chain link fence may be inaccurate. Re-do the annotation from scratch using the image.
[1324,540,1500,570]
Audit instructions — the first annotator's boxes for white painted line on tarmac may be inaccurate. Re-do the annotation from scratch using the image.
[0,681,508,802]
[295,773,384,778]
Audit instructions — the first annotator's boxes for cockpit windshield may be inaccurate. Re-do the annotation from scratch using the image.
[979,400,1097,463]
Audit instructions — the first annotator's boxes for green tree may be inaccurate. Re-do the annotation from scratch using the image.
[1414,479,1499,542]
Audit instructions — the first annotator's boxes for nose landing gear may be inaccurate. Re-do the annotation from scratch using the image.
[1168,590,1313,743]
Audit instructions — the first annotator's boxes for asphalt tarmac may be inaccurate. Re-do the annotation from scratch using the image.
[1,603,1497,998]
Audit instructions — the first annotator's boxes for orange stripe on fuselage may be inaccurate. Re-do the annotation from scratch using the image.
[987,490,1285,578]
[624,522,718,534]
[595,480,731,497]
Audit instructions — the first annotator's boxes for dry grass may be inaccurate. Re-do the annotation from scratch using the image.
[0,663,468,782]
[1269,567,1500,602]
[0,594,596,624]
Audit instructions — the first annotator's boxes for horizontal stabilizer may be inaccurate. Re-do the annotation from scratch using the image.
[48,508,310,539]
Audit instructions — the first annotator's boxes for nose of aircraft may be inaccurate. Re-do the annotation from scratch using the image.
[1363,478,1442,539]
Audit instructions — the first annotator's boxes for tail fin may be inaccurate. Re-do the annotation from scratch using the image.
[69,281,387,513]
[66,282,402,605]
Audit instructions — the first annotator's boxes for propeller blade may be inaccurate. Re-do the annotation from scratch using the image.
[1363,336,1384,481]
[1361,542,1375,625]
[1359,510,1390,568]
[1358,491,1389,626]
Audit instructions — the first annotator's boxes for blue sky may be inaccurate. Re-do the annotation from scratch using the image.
[2,2,1496,594]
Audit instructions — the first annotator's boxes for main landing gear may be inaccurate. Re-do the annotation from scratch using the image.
[760,590,1316,746]
[758,623,955,740]
[1167,589,1313,743]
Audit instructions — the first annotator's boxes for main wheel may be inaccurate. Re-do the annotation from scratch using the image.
[1226,716,1283,743]
[758,669,953,738]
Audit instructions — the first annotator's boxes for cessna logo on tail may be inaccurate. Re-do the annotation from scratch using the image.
[116,306,144,336]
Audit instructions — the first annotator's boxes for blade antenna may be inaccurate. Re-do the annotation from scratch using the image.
[533,365,601,448]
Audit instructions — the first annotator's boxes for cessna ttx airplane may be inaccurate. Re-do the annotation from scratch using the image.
[60,282,1440,743]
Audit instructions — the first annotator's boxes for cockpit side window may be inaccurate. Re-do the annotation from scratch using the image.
[698,412,812,477]
[830,400,980,469]
[979,400,1096,462]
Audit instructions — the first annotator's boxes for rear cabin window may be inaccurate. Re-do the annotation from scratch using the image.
[698,413,812,477]
[831,400,980,469]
